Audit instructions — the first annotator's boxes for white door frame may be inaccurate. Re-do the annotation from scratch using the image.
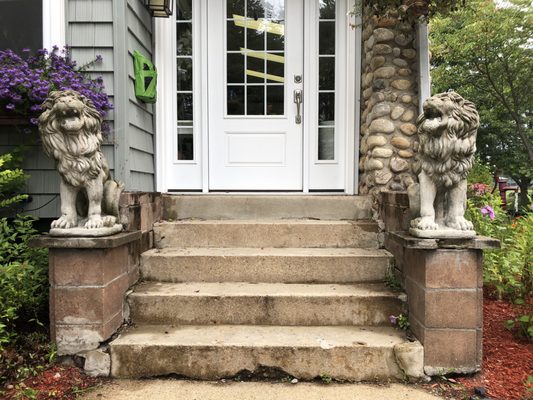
[43,0,66,50]
[155,0,360,194]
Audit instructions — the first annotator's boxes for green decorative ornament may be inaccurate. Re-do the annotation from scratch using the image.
[133,51,157,103]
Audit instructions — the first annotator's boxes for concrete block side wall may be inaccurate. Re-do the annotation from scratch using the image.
[31,232,142,356]
[385,231,486,375]
[119,191,162,252]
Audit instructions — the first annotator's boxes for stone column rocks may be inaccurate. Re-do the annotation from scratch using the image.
[360,15,419,216]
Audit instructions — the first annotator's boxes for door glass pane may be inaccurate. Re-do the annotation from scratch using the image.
[227,21,244,51]
[267,85,284,115]
[177,0,192,20]
[227,54,245,83]
[319,0,335,19]
[318,127,335,160]
[177,58,193,91]
[319,58,335,90]
[227,0,244,18]
[319,21,335,55]
[177,0,194,160]
[227,86,245,115]
[318,1,336,160]
[177,23,192,55]
[247,86,265,115]
[226,0,285,116]
[178,127,194,160]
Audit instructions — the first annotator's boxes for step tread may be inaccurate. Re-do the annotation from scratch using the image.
[142,247,392,258]
[111,324,406,348]
[156,219,376,225]
[131,282,402,298]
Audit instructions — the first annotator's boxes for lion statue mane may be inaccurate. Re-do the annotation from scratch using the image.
[408,91,479,233]
[38,90,123,230]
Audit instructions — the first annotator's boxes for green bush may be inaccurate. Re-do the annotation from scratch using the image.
[0,215,48,348]
[0,151,28,211]
[466,190,533,301]
[467,156,494,187]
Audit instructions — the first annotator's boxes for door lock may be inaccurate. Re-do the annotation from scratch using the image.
[294,90,303,124]
[294,75,302,83]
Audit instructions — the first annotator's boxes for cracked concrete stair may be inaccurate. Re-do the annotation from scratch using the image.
[110,200,417,381]
[141,247,392,283]
[128,282,404,326]
[110,325,407,380]
[154,219,380,249]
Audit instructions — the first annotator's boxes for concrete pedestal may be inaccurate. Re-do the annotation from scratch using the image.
[385,232,499,375]
[30,231,141,355]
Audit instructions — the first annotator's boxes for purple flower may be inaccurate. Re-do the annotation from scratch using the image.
[5,103,15,110]
[480,205,495,220]
[29,118,38,125]
[22,48,30,53]
[95,54,103,62]
[389,315,398,325]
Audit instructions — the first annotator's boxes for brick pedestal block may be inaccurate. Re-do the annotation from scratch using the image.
[30,232,141,355]
[386,232,499,375]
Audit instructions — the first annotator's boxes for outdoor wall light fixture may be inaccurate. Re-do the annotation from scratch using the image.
[145,0,173,17]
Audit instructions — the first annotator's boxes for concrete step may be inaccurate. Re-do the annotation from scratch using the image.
[141,247,392,284]
[154,220,379,249]
[110,324,412,380]
[128,282,404,326]
[162,194,373,221]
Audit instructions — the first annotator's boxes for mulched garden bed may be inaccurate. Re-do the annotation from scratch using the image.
[424,290,533,400]
[2,364,102,400]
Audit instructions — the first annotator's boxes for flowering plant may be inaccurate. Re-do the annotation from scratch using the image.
[0,47,112,128]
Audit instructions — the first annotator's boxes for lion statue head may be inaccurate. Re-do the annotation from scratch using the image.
[39,90,102,138]
[38,90,107,188]
[415,91,480,188]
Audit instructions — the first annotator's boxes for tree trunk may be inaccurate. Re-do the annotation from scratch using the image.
[516,179,531,213]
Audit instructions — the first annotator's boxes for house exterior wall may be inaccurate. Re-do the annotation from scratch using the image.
[114,0,156,191]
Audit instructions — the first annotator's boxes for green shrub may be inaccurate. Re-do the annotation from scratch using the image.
[0,215,48,348]
[0,151,28,211]
[467,156,494,187]
[466,191,533,300]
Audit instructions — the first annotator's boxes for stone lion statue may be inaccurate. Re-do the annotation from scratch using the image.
[38,90,123,232]
[408,91,479,237]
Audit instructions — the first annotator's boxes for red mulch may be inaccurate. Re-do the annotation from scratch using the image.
[424,291,533,400]
[2,364,102,400]
[456,292,533,400]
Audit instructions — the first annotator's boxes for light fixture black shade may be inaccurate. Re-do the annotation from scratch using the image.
[145,0,173,18]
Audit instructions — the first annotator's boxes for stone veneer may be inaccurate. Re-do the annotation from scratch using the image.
[359,15,420,216]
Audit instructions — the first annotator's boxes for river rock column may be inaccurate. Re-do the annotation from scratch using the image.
[359,15,420,217]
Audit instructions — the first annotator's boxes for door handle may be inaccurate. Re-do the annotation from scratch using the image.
[293,89,303,124]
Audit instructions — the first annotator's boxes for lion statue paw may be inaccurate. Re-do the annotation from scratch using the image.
[445,217,474,231]
[51,215,77,230]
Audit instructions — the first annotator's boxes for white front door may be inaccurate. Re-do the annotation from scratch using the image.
[156,0,358,193]
[207,0,304,190]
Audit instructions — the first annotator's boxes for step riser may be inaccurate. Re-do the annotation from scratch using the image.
[141,254,390,283]
[111,344,403,380]
[154,223,379,249]
[129,295,402,326]
[162,195,373,221]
